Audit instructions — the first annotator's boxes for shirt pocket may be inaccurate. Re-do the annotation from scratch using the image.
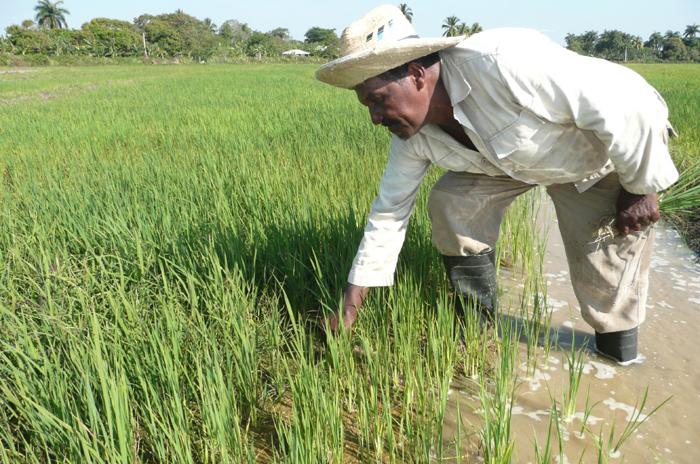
[486,110,547,166]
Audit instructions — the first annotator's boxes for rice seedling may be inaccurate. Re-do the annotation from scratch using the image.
[659,160,700,215]
[561,337,586,421]
[532,404,556,463]
[580,388,672,462]
[579,386,598,437]
[478,318,518,463]
[608,388,672,454]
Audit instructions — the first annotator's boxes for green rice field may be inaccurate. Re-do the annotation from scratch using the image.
[0,63,698,463]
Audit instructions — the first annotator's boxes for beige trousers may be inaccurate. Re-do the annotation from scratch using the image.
[427,172,654,334]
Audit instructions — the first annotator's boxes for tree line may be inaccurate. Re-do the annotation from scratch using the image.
[566,27,700,62]
[1,1,698,65]
[0,2,340,64]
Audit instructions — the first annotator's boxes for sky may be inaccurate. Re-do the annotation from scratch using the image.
[1,0,698,45]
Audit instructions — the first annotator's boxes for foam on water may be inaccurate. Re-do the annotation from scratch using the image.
[522,367,551,391]
[616,353,646,367]
[651,257,671,267]
[582,361,617,379]
[511,406,550,422]
[602,398,649,422]
[548,298,569,312]
[569,411,603,426]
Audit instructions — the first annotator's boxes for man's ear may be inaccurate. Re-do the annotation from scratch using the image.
[407,62,426,90]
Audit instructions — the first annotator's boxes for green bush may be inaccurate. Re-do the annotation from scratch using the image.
[80,18,143,57]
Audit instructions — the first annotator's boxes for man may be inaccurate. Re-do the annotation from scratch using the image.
[315,5,678,363]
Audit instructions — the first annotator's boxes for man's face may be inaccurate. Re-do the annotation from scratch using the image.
[355,75,429,140]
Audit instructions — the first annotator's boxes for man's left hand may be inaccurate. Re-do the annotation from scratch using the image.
[616,189,660,235]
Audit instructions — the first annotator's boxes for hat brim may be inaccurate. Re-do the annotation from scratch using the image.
[315,36,465,89]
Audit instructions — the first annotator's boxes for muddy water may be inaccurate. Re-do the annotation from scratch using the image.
[443,200,700,463]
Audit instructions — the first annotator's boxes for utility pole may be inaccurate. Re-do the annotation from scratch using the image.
[142,32,148,57]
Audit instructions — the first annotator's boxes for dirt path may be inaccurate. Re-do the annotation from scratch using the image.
[0,68,37,74]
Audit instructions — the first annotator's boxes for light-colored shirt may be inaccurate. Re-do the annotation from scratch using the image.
[348,28,679,287]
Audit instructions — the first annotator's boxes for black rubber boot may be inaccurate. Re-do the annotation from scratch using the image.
[442,250,498,322]
[595,327,638,364]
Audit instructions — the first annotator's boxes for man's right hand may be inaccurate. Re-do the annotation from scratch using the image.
[326,284,369,333]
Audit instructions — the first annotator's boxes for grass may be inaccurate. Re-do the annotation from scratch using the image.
[1,63,697,462]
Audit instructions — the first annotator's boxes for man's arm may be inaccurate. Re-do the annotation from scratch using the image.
[347,137,431,287]
[327,137,430,333]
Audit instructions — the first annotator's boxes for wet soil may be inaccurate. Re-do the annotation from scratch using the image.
[672,209,700,256]
[443,200,700,463]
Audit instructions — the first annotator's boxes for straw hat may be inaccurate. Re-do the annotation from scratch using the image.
[316,5,465,89]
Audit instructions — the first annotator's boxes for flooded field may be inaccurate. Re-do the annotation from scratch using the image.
[443,200,700,462]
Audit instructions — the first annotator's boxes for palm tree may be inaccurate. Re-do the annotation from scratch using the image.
[631,36,643,50]
[398,4,413,23]
[645,32,663,53]
[34,0,69,29]
[442,16,460,37]
[203,18,217,33]
[455,21,482,37]
[684,24,699,39]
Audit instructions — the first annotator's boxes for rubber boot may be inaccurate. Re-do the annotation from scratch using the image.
[595,327,638,364]
[442,250,498,322]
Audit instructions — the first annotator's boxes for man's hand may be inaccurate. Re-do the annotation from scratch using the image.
[616,189,660,235]
[326,284,369,333]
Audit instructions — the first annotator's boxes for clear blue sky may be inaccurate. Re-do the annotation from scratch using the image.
[1,0,698,44]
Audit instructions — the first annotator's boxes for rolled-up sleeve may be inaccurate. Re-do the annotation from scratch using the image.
[348,136,431,287]
[494,32,679,194]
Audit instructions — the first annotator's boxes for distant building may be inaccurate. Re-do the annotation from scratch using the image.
[282,49,311,56]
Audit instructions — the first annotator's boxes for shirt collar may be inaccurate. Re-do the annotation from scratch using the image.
[419,124,480,154]
[439,50,472,106]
